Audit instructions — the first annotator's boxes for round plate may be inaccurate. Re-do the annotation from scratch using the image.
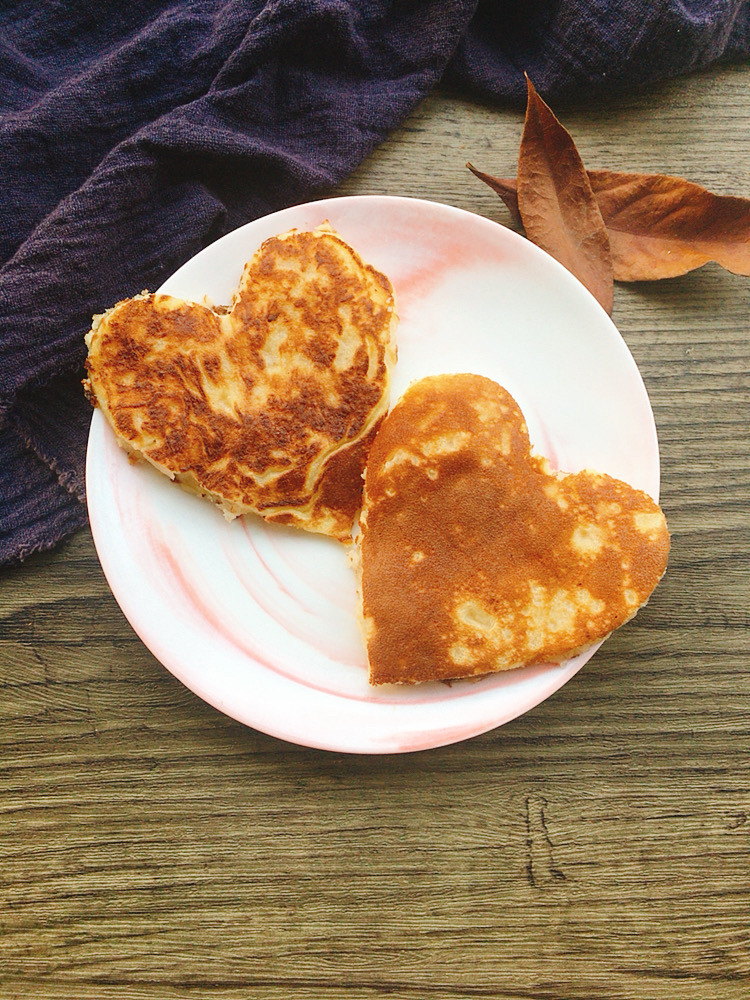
[86,195,660,754]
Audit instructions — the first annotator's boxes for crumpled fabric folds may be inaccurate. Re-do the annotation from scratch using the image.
[1,0,748,564]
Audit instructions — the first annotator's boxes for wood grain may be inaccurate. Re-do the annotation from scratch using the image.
[1,61,749,1000]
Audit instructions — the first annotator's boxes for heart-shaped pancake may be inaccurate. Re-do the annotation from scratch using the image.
[84,226,397,540]
[356,374,669,684]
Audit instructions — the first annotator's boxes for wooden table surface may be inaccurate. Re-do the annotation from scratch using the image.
[1,62,749,1000]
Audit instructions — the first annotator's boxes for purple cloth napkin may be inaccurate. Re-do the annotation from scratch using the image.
[2,0,748,565]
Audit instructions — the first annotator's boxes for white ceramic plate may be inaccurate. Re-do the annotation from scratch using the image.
[86,195,660,754]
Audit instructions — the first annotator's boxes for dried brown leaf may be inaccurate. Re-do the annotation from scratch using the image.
[516,77,613,314]
[586,169,750,280]
[466,163,521,225]
[470,167,750,284]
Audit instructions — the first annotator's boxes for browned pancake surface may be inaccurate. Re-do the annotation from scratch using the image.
[358,374,669,684]
[84,226,397,540]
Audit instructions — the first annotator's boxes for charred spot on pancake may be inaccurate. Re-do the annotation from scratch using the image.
[357,374,669,685]
[84,226,398,540]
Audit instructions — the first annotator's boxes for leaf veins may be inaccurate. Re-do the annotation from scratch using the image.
[515,76,613,314]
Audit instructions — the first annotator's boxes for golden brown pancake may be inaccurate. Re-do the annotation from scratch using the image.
[84,225,397,540]
[356,373,669,684]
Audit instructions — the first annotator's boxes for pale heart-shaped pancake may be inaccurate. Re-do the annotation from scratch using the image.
[356,373,669,685]
[84,226,397,540]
